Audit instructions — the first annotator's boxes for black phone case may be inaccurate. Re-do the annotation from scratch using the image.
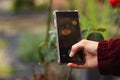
[53,10,84,64]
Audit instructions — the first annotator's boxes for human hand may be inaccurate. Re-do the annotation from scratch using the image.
[67,39,99,69]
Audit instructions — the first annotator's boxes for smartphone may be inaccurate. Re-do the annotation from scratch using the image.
[53,10,84,64]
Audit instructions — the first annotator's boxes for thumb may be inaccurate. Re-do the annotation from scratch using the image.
[69,40,85,57]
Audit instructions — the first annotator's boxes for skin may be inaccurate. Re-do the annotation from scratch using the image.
[67,39,99,69]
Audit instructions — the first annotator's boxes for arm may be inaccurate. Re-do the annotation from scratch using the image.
[98,39,120,76]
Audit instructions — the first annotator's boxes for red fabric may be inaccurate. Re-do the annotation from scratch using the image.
[98,39,120,76]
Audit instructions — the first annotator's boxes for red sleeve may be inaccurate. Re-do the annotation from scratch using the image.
[97,39,120,76]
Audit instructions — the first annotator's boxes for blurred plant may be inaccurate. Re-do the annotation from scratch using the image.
[35,3,49,12]
[109,0,120,8]
[38,30,56,64]
[82,27,106,39]
[68,0,76,10]
[0,65,16,78]
[38,30,57,80]
[98,0,105,4]
[17,33,45,80]
[87,32,104,41]
[38,0,56,80]
[14,0,35,13]
[109,0,120,37]
[0,40,8,48]
[18,33,44,63]
[0,40,16,78]
[109,0,120,25]
[97,0,105,22]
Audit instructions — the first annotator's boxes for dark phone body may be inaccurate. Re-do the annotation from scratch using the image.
[53,10,84,64]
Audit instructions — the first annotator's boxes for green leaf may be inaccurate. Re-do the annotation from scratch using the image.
[87,32,104,41]
[82,29,88,38]
[38,42,47,63]
[97,28,106,32]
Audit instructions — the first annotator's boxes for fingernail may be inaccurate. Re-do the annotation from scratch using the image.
[69,52,73,57]
[67,63,70,66]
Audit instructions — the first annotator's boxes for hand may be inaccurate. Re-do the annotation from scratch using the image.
[67,39,99,69]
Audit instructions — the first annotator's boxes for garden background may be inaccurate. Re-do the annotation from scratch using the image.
[0,0,120,80]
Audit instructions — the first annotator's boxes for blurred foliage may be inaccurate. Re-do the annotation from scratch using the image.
[110,7,120,27]
[34,3,49,12]
[38,0,55,64]
[13,0,49,13]
[38,29,56,64]
[0,65,16,78]
[14,0,35,13]
[83,0,113,39]
[17,33,45,63]
[87,32,104,41]
[0,39,16,78]
[0,40,8,48]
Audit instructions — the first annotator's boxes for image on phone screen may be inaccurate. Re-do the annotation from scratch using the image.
[53,10,84,64]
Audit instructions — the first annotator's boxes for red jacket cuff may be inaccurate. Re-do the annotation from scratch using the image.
[97,39,120,76]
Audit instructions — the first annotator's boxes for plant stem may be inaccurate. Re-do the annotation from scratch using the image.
[43,61,49,80]
[45,0,53,43]
[31,64,37,80]
[115,6,120,27]
[113,7,120,37]
[66,68,73,80]
[43,0,53,79]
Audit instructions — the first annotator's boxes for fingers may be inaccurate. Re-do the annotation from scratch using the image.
[67,63,79,68]
[67,63,85,69]
[69,40,86,57]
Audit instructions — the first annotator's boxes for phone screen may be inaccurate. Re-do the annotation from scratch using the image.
[54,11,84,64]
